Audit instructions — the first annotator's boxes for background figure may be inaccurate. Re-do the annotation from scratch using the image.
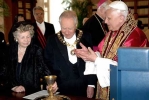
[0,32,7,47]
[8,14,25,45]
[75,1,149,100]
[7,23,57,93]
[82,0,110,51]
[44,10,97,98]
[133,13,144,30]
[82,17,89,25]
[0,32,8,90]
[32,6,55,49]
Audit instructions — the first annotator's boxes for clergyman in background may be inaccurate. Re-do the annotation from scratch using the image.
[82,0,111,51]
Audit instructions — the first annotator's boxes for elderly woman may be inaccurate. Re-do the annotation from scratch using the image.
[7,23,58,93]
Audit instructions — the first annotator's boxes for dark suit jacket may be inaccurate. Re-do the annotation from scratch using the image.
[32,22,55,49]
[0,32,8,86]
[44,30,97,96]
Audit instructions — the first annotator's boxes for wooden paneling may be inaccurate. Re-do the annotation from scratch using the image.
[123,0,149,29]
[4,0,12,43]
[12,0,37,23]
[3,0,37,43]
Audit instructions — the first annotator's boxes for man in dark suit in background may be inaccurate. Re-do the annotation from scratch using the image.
[133,13,144,30]
[32,6,55,49]
[44,10,97,98]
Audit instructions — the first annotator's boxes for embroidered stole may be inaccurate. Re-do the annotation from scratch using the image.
[96,13,137,100]
[36,26,46,49]
[102,13,137,60]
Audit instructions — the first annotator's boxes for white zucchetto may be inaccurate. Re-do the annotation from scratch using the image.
[109,1,128,11]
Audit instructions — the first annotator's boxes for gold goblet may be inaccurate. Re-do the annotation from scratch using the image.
[44,75,59,100]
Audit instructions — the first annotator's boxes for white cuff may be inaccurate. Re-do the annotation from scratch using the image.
[88,85,95,88]
[84,61,97,75]
[95,58,117,88]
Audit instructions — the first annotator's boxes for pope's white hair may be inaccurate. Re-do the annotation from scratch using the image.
[106,6,128,21]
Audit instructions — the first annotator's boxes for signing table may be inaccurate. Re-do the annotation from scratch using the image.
[0,90,97,100]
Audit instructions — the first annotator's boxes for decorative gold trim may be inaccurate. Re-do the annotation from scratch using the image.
[102,13,137,59]
[57,30,83,55]
[70,49,75,55]
[58,95,71,100]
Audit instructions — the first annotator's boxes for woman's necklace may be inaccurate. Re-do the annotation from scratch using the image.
[57,30,83,55]
[18,47,26,53]
[18,47,26,62]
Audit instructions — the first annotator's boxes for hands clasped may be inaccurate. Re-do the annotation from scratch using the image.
[74,43,97,62]
[12,85,25,92]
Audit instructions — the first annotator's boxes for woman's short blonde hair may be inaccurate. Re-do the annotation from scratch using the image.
[13,24,34,38]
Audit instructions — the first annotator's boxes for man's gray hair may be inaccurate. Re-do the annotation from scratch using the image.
[33,6,44,15]
[59,10,78,25]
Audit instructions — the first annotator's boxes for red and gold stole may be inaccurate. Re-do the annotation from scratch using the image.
[102,13,137,60]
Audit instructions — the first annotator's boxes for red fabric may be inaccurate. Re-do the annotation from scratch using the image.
[98,27,149,61]
[98,0,106,7]
[93,46,98,52]
[36,26,46,49]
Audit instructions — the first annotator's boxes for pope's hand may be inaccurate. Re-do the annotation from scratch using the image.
[75,43,97,62]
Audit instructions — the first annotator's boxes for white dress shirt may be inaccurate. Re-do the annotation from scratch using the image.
[36,21,45,35]
[64,34,77,64]
[65,35,95,87]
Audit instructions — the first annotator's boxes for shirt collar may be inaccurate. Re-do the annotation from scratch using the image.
[36,21,44,25]
[64,34,76,44]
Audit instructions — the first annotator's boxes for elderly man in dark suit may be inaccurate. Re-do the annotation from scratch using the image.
[32,6,55,49]
[44,10,97,98]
